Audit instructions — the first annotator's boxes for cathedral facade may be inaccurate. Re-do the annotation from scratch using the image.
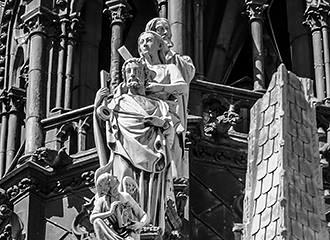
[0,0,329,239]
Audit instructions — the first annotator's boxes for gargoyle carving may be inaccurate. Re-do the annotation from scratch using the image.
[204,104,240,138]
[35,147,72,169]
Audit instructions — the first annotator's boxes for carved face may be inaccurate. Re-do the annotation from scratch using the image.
[125,61,145,89]
[138,32,160,56]
[109,176,120,198]
[154,20,172,47]
[123,176,137,195]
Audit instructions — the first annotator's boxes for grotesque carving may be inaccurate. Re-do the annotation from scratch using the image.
[0,189,24,240]
[34,147,72,169]
[204,104,240,138]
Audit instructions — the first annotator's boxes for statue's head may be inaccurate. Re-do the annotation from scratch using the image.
[122,58,146,89]
[122,176,138,196]
[138,31,166,64]
[145,17,173,48]
[96,173,120,198]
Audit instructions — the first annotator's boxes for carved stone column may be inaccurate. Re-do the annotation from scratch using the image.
[64,15,80,111]
[305,8,326,100]
[168,0,185,54]
[5,87,24,171]
[193,0,204,74]
[104,0,131,92]
[320,10,330,104]
[53,15,69,112]
[23,14,49,154]
[0,90,8,177]
[156,0,168,18]
[245,0,268,92]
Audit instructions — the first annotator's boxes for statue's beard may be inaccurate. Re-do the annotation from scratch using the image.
[127,78,142,89]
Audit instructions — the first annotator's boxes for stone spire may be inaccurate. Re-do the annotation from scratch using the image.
[243,64,329,239]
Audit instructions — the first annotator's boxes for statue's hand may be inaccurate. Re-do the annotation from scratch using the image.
[108,200,121,214]
[94,87,110,108]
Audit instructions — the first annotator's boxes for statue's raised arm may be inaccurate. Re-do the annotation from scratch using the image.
[137,30,192,178]
[145,18,195,84]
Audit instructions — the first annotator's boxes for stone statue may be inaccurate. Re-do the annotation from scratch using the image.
[145,18,195,85]
[145,18,195,177]
[93,57,177,232]
[90,173,148,240]
[145,18,195,126]
[137,30,188,177]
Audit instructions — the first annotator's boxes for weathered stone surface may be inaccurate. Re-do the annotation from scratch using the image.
[243,65,329,240]
[255,193,266,214]
[256,160,267,180]
[266,185,278,208]
[251,213,261,235]
[261,173,272,194]
[264,105,275,126]
[268,119,279,140]
[265,220,277,240]
[258,125,269,147]
[254,178,262,199]
[267,153,278,173]
[260,206,272,229]
[292,219,303,239]
[269,86,279,106]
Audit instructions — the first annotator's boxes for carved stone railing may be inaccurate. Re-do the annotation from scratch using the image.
[42,104,94,156]
[190,77,263,144]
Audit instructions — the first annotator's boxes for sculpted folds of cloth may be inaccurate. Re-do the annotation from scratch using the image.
[93,58,179,234]
[145,18,195,130]
[92,18,195,238]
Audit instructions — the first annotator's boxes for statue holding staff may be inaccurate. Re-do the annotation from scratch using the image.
[93,57,179,232]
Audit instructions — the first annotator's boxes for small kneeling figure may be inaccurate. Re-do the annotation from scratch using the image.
[90,173,149,240]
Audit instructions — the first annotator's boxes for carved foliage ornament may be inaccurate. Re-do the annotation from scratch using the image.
[306,0,330,9]
[304,9,323,30]
[23,14,56,36]
[244,1,269,20]
[6,177,36,200]
[104,1,132,24]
